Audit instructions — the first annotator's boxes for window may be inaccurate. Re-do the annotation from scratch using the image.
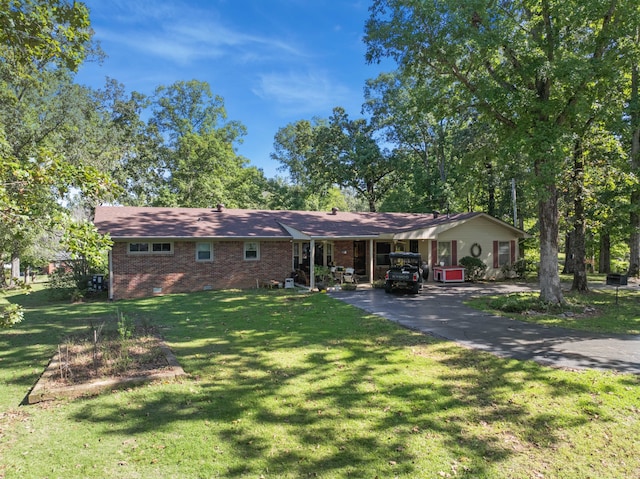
[376,242,391,266]
[129,243,149,253]
[152,242,172,252]
[293,243,300,269]
[196,242,212,261]
[438,241,451,266]
[498,241,511,266]
[410,240,419,253]
[244,241,260,260]
[128,242,172,254]
[326,243,333,266]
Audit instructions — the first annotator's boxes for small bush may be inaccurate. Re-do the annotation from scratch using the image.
[0,304,24,328]
[502,259,534,280]
[47,268,77,300]
[488,293,564,314]
[459,256,487,282]
[372,279,386,289]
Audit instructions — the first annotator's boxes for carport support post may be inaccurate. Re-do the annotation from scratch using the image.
[310,239,316,290]
[369,239,374,284]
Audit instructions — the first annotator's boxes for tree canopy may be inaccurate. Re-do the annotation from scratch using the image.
[365,0,640,302]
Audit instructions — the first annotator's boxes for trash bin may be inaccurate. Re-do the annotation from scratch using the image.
[284,278,295,289]
[606,273,627,286]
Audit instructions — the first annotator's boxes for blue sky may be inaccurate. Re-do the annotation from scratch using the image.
[75,0,390,178]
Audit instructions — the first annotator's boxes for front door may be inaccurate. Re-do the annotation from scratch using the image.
[353,241,366,275]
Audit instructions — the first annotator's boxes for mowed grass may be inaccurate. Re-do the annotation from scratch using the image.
[466,287,640,335]
[1,286,639,478]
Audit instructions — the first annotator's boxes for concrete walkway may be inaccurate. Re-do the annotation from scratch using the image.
[330,282,640,375]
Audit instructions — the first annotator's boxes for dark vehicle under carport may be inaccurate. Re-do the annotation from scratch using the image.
[384,252,424,294]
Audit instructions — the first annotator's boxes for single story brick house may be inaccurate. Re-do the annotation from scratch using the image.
[93,205,529,300]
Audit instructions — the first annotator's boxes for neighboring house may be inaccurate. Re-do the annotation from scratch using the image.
[93,205,530,300]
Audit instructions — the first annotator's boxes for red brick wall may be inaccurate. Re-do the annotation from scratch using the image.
[332,240,354,268]
[110,240,293,299]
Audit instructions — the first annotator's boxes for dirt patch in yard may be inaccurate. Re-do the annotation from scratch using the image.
[27,321,185,404]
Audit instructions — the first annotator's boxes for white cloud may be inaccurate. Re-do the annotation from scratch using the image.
[94,2,303,66]
[253,70,351,116]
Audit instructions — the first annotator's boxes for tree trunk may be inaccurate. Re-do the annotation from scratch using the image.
[630,194,640,277]
[538,186,564,304]
[562,232,575,274]
[571,138,589,292]
[10,253,20,287]
[485,160,496,217]
[629,62,640,277]
[599,233,611,274]
[0,251,5,289]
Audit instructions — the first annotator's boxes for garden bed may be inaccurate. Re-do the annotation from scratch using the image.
[27,323,185,404]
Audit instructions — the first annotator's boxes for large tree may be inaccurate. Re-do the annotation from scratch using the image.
[272,107,398,212]
[365,0,639,303]
[0,0,114,307]
[149,80,266,208]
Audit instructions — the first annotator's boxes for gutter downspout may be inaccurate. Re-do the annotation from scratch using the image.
[108,249,114,301]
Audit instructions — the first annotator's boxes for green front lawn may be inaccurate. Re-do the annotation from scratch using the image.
[466,287,640,335]
[1,287,639,478]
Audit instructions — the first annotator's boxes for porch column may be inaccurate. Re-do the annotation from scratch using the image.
[309,239,316,290]
[369,239,374,284]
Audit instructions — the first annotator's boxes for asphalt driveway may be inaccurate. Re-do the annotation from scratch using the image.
[330,282,640,375]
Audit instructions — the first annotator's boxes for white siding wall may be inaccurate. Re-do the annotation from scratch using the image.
[438,217,518,279]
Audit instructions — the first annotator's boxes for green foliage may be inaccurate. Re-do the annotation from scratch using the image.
[0,0,92,77]
[313,265,334,288]
[47,267,76,300]
[500,258,536,280]
[488,293,558,314]
[116,311,133,341]
[458,256,487,282]
[0,303,23,328]
[364,0,640,303]
[469,288,640,335]
[63,220,112,272]
[147,80,268,208]
[272,107,399,212]
[0,3,115,287]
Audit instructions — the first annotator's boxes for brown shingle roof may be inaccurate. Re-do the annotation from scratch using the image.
[93,206,480,239]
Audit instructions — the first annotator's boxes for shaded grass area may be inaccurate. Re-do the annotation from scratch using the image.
[466,287,640,335]
[1,287,639,478]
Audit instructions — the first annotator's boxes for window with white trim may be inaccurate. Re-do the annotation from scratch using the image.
[438,241,451,266]
[128,242,172,254]
[244,241,260,260]
[129,242,149,253]
[326,243,333,266]
[196,242,213,261]
[498,241,511,266]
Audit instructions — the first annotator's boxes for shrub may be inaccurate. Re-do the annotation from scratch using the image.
[0,303,24,328]
[488,293,564,314]
[501,259,534,280]
[47,267,77,300]
[459,256,487,282]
